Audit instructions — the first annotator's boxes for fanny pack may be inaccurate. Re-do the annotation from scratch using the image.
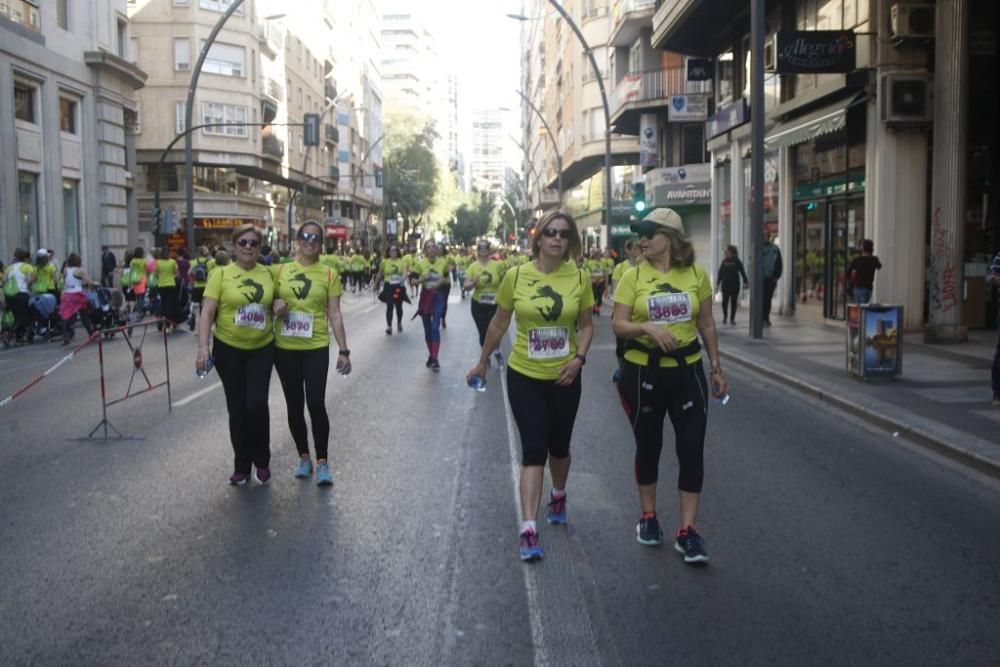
[625,338,702,412]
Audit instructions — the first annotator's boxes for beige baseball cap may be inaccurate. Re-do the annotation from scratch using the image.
[630,207,685,236]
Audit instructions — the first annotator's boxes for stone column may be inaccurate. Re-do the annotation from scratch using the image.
[926,0,969,342]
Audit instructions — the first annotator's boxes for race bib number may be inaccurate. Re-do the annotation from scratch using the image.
[281,311,314,338]
[235,303,266,330]
[425,272,441,284]
[528,327,569,359]
[388,275,403,285]
[647,292,692,324]
[478,292,496,305]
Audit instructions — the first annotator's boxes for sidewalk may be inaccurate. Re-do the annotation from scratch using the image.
[716,315,1000,478]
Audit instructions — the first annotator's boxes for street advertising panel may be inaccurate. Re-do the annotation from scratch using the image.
[646,164,711,208]
[706,98,749,138]
[847,304,903,379]
[668,94,709,122]
[639,114,658,168]
[774,31,857,74]
[687,58,714,81]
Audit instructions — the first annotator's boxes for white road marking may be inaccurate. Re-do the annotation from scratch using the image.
[172,381,221,408]
[500,328,548,667]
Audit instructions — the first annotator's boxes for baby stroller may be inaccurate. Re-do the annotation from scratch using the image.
[87,287,124,339]
[28,293,60,343]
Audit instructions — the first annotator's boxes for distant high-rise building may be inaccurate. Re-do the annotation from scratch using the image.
[470,109,505,198]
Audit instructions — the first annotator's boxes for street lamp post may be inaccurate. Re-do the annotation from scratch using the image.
[750,0,765,339]
[515,89,562,205]
[510,3,612,244]
[298,97,338,240]
[184,0,248,252]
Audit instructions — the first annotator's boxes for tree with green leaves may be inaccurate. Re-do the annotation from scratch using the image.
[448,191,495,246]
[384,112,439,240]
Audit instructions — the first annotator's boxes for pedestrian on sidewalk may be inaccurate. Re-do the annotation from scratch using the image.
[196,224,278,486]
[762,234,782,326]
[612,207,729,565]
[988,251,1000,407]
[272,221,351,487]
[100,245,117,288]
[716,244,749,325]
[848,239,882,305]
[466,210,594,562]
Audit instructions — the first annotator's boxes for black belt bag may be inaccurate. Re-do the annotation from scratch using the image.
[624,338,703,412]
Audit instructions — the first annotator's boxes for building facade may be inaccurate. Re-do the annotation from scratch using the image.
[2,0,146,264]
[470,108,506,198]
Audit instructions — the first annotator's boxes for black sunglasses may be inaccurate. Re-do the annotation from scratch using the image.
[637,230,667,240]
[541,227,572,239]
[298,232,322,243]
[236,238,261,248]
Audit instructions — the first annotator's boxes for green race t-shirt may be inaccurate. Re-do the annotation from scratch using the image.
[32,263,56,293]
[204,263,275,350]
[274,261,342,351]
[612,259,637,284]
[349,254,369,272]
[614,261,712,368]
[496,261,594,381]
[585,259,606,282]
[129,258,149,292]
[415,257,451,287]
[465,259,506,305]
[381,258,406,284]
[155,259,178,287]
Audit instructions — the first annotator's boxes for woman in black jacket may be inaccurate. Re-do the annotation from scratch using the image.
[716,245,749,325]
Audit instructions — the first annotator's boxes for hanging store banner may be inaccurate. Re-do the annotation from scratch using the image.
[639,114,658,168]
[621,73,642,102]
[687,58,714,81]
[774,31,856,74]
[668,94,709,122]
[646,164,711,207]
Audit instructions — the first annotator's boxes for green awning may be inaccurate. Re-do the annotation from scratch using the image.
[765,93,862,150]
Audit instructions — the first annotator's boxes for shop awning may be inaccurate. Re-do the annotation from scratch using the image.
[764,93,862,150]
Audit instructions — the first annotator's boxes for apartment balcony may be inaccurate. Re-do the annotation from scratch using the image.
[261,77,283,103]
[609,0,658,48]
[257,21,284,59]
[324,124,339,147]
[324,81,337,102]
[262,135,284,161]
[651,0,743,56]
[609,66,712,134]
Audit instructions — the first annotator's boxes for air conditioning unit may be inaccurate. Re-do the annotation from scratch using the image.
[890,3,935,41]
[881,73,932,126]
[763,34,777,72]
[177,63,190,71]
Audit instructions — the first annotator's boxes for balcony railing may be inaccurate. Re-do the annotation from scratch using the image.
[262,135,284,159]
[613,0,657,21]
[324,124,338,145]
[261,77,283,102]
[1,0,41,33]
[610,67,712,115]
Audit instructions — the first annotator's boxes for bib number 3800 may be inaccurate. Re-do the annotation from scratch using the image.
[528,327,569,359]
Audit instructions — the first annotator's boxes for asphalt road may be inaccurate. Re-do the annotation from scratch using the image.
[2,289,999,666]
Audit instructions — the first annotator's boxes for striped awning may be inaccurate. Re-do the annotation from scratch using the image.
[765,93,863,150]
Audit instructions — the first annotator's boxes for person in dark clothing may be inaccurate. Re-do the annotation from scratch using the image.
[762,235,782,326]
[847,239,882,305]
[100,246,117,287]
[716,244,749,325]
[988,251,1000,407]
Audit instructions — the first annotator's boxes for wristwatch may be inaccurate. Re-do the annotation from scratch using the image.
[574,354,587,365]
[338,349,350,357]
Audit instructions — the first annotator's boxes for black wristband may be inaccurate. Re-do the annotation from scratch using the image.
[338,349,350,357]
[574,354,586,365]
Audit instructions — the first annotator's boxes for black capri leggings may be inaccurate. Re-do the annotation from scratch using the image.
[721,286,739,321]
[507,366,582,467]
[274,346,331,461]
[617,359,709,493]
[212,338,275,475]
[385,298,403,327]
[592,282,604,307]
[470,298,496,346]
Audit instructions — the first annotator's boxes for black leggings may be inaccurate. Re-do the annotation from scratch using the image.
[592,282,604,308]
[617,359,708,493]
[274,346,330,460]
[507,366,582,467]
[440,282,451,319]
[9,292,31,338]
[470,299,496,346]
[721,287,739,321]
[158,285,180,324]
[212,338,275,474]
[385,299,403,327]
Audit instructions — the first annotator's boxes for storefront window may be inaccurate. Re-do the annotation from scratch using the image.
[715,49,734,107]
[18,172,39,251]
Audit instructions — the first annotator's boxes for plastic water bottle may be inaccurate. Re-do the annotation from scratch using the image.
[716,393,730,406]
[197,356,214,379]
[467,375,487,392]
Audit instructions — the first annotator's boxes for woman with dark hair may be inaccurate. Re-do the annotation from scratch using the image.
[129,247,149,314]
[414,241,451,371]
[375,243,409,334]
[716,244,749,325]
[272,221,351,486]
[4,249,35,342]
[58,253,98,344]
[463,239,507,366]
[612,207,728,565]
[466,211,594,561]
[196,224,279,486]
[155,247,180,331]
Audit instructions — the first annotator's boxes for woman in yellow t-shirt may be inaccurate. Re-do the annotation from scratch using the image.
[196,224,279,486]
[272,221,351,486]
[466,211,594,562]
[154,247,180,329]
[375,243,410,334]
[463,239,507,366]
[612,207,728,565]
[128,247,150,313]
[610,238,641,381]
[414,241,451,371]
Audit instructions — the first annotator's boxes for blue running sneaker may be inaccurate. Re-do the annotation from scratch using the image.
[294,458,312,479]
[316,462,333,487]
[519,529,543,561]
[612,367,622,383]
[674,526,709,564]
[546,491,567,525]
[636,515,663,546]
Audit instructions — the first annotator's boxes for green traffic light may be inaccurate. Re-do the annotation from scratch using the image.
[635,201,646,212]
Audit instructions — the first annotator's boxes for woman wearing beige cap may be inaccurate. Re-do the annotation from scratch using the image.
[612,207,728,565]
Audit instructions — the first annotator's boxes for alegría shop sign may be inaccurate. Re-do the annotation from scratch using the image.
[774,31,856,74]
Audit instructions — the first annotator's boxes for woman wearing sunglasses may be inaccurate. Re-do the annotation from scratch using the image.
[414,241,451,370]
[196,224,281,486]
[463,239,507,367]
[375,243,410,334]
[612,207,728,565]
[271,222,351,486]
[466,211,594,561]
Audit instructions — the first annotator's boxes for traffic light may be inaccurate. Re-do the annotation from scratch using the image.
[151,207,162,235]
[631,182,646,217]
[303,113,320,147]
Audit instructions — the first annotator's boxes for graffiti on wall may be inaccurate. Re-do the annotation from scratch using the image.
[927,207,958,315]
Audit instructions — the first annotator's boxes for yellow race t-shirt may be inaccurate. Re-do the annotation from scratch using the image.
[611,259,638,284]
[32,263,56,293]
[614,261,712,368]
[496,261,594,381]
[415,257,451,287]
[273,260,342,351]
[381,258,406,285]
[204,263,275,350]
[155,259,178,287]
[348,254,369,272]
[129,257,149,293]
[585,259,606,283]
[465,259,506,305]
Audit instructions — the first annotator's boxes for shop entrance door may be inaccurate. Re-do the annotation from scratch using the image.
[794,201,826,322]
[825,200,848,320]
